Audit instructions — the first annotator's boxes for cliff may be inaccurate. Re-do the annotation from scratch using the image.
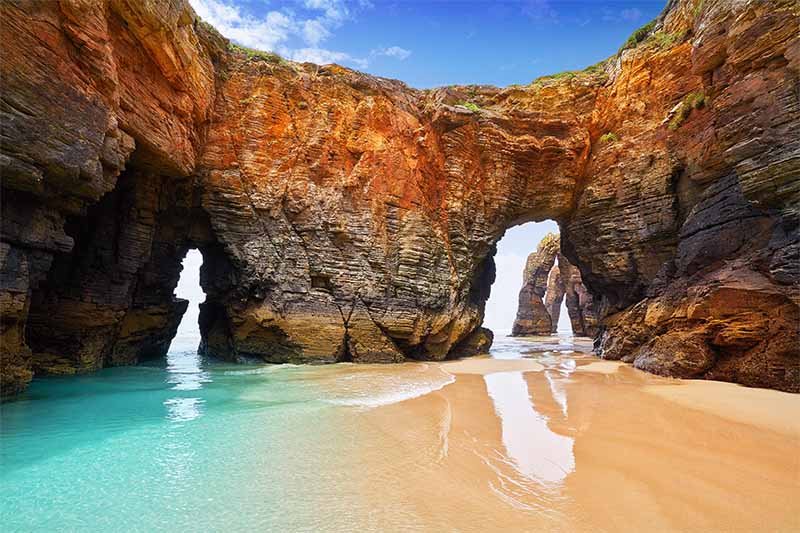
[1,0,798,396]
[512,234,598,337]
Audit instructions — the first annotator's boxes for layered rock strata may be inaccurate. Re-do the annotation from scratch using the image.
[559,257,599,338]
[511,234,559,336]
[1,0,798,396]
[512,234,598,337]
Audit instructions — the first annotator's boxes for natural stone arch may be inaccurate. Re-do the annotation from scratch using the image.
[1,0,797,397]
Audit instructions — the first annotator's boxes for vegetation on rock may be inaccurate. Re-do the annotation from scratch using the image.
[693,0,705,17]
[619,19,657,53]
[456,101,481,112]
[599,132,620,143]
[530,60,610,88]
[228,42,287,64]
[669,91,705,130]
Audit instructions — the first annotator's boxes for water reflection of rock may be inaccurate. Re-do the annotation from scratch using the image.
[484,369,575,485]
[166,349,211,392]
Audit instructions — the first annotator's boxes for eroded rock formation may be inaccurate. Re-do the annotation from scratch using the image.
[559,257,599,338]
[511,234,559,335]
[1,0,798,396]
[512,234,598,337]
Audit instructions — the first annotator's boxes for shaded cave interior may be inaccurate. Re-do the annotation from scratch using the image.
[21,149,237,376]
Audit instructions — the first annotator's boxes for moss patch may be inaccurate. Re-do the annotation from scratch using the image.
[197,19,225,41]
[618,20,686,55]
[456,101,481,113]
[228,42,287,64]
[619,20,656,53]
[599,132,620,143]
[669,91,705,130]
[530,59,609,88]
[650,31,685,50]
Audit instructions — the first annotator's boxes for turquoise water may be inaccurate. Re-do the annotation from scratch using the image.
[1,332,457,532]
[1,254,464,532]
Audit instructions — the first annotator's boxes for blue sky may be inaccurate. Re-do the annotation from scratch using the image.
[190,0,666,88]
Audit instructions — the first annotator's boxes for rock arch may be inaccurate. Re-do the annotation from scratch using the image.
[1,0,797,396]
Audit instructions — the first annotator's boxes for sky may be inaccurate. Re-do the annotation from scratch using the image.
[482,220,571,334]
[176,250,204,340]
[177,0,665,338]
[189,0,667,88]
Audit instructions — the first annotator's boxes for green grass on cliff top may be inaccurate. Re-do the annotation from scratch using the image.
[529,58,610,88]
[456,101,481,112]
[228,42,287,65]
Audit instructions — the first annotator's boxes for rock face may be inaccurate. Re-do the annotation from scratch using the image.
[511,234,560,335]
[1,0,798,396]
[512,234,598,337]
[559,258,599,338]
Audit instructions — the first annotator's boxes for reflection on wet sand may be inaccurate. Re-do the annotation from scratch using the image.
[484,371,574,485]
[345,335,800,532]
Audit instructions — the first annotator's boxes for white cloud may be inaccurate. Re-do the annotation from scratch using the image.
[190,0,368,68]
[372,46,412,60]
[522,0,558,21]
[621,8,642,21]
[603,7,644,23]
[302,19,331,45]
[289,47,368,68]
[191,0,294,51]
[303,0,349,23]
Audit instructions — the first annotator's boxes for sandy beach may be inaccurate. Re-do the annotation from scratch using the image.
[340,336,800,532]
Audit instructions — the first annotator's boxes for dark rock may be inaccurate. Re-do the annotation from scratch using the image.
[633,332,716,378]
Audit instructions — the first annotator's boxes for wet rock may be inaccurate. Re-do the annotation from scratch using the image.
[633,332,716,378]
[558,256,599,337]
[513,234,599,337]
[544,263,565,332]
[449,327,494,358]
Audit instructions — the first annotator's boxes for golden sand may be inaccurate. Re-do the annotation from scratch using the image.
[644,379,800,437]
[336,338,800,532]
[440,357,545,375]
[573,360,627,374]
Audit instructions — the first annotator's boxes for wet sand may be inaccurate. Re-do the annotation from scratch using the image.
[337,336,800,532]
[441,357,545,375]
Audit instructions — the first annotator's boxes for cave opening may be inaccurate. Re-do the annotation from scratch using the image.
[15,132,232,386]
[172,249,206,354]
[483,220,574,338]
[163,248,208,392]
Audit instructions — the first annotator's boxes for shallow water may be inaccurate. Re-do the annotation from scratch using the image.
[1,335,798,532]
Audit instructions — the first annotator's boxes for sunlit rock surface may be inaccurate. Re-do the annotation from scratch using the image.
[1,0,797,396]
